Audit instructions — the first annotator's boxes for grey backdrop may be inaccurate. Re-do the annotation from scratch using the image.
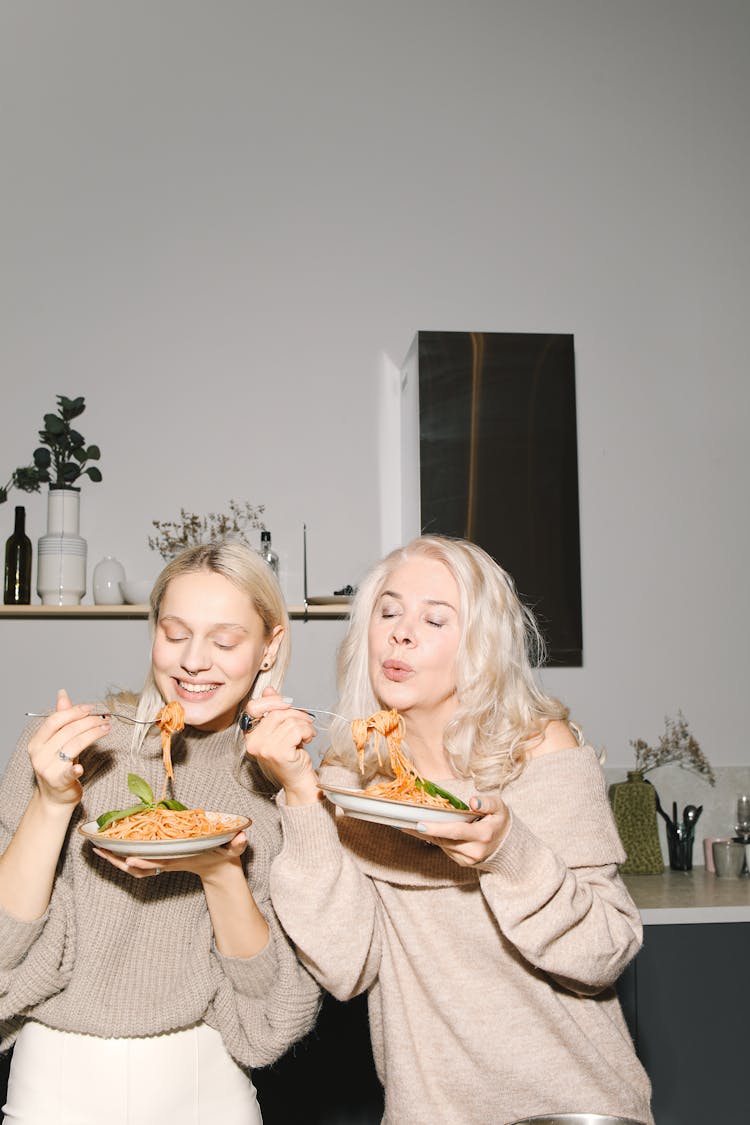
[1,2,748,791]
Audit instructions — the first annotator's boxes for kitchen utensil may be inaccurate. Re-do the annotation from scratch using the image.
[239,705,349,733]
[299,707,350,722]
[25,711,156,725]
[654,791,672,827]
[683,804,702,830]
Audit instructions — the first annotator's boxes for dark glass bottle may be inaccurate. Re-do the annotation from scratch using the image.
[4,505,32,605]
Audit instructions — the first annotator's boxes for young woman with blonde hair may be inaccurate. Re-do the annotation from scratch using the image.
[246,535,653,1125]
[0,541,319,1125]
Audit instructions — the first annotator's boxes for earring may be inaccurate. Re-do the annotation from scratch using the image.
[261,661,270,670]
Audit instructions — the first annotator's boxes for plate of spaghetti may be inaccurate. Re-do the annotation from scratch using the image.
[78,811,251,857]
[320,709,482,828]
[319,784,478,829]
[80,701,250,857]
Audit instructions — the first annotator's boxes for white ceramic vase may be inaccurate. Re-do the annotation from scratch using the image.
[93,555,126,605]
[36,488,87,606]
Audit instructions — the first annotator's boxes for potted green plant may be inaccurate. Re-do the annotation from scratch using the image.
[1,396,103,604]
[31,395,103,492]
[0,396,103,504]
[30,395,103,605]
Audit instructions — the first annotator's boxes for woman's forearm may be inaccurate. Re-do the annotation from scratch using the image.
[0,791,75,921]
[201,859,270,958]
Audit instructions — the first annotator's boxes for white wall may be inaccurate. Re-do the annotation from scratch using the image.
[1,1,748,776]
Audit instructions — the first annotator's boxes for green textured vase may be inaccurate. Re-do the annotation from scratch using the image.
[608,770,664,875]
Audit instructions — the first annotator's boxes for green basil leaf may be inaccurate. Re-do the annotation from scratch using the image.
[127,773,154,805]
[96,802,148,830]
[158,799,188,811]
[415,776,470,811]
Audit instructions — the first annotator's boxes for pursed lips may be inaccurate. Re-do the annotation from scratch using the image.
[382,659,414,682]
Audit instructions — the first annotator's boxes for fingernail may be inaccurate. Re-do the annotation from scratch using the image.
[416,823,427,833]
[282,696,293,704]
[474,798,482,810]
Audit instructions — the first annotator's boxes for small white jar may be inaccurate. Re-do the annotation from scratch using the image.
[92,556,126,605]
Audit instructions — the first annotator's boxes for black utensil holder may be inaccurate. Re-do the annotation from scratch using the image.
[666,824,695,871]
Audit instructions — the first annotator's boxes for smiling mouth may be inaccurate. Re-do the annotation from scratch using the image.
[176,680,221,694]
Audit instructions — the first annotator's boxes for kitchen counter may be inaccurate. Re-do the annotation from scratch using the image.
[623,867,750,924]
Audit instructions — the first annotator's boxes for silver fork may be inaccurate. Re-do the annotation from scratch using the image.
[239,705,350,733]
[299,707,350,723]
[25,711,157,725]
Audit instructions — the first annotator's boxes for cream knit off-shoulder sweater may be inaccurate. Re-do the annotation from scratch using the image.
[271,746,654,1125]
[0,713,320,1067]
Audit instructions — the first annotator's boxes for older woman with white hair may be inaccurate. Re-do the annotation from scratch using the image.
[246,534,654,1125]
[0,541,320,1125]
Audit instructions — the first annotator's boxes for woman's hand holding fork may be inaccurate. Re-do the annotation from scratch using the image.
[242,688,322,806]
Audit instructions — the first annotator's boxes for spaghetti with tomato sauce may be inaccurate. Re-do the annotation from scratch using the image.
[96,701,246,843]
[99,806,240,841]
[351,709,457,810]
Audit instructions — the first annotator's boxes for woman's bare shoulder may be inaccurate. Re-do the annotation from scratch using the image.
[525,719,581,760]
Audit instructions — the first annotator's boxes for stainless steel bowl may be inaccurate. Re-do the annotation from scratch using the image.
[509,1116,647,1125]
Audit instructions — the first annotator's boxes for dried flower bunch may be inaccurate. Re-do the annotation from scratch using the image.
[630,711,716,786]
[148,500,266,561]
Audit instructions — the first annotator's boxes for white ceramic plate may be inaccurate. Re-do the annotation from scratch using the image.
[319,784,480,829]
[78,813,251,858]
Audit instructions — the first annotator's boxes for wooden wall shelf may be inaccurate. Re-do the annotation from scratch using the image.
[0,604,350,621]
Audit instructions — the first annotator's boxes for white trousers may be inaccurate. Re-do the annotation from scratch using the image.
[3,1021,263,1125]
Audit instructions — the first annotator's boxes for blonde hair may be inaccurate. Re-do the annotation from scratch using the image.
[126,540,289,752]
[327,535,576,790]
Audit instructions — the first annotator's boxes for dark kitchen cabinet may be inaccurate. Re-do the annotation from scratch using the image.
[617,922,749,1124]
[253,991,383,1125]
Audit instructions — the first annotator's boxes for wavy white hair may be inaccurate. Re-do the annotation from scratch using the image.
[326,535,576,790]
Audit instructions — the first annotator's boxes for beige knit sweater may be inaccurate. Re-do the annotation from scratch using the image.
[0,713,320,1067]
[271,746,654,1125]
